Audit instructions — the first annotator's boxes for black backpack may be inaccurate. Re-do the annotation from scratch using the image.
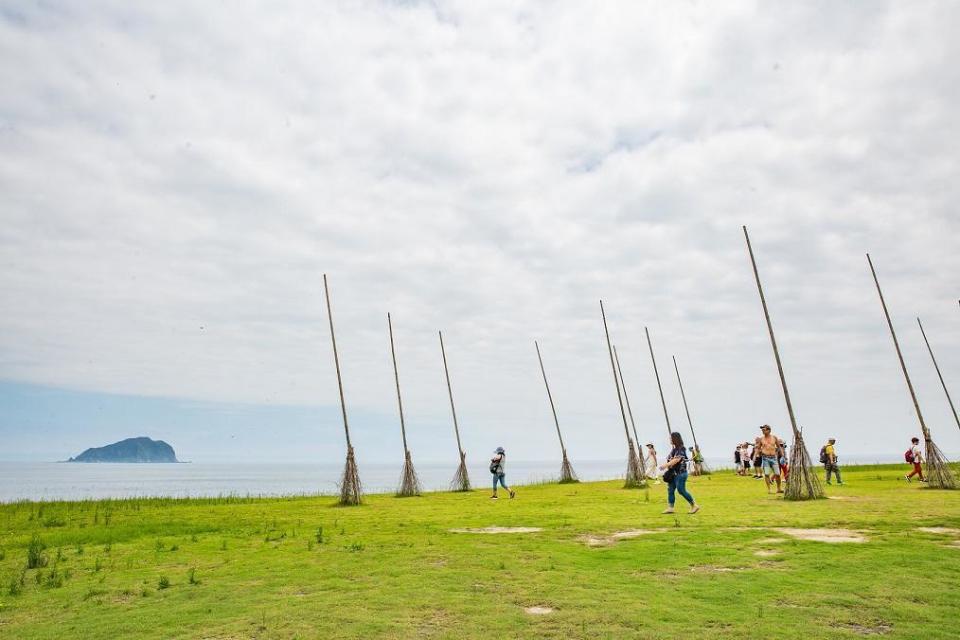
[818,446,828,464]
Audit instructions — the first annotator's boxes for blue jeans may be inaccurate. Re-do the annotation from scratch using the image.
[667,471,694,507]
[492,473,509,492]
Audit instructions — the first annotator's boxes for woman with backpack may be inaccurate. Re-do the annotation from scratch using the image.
[489,447,515,499]
[660,432,700,514]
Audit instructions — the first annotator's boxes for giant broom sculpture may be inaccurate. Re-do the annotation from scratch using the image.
[867,255,955,489]
[535,341,578,483]
[439,331,471,492]
[600,301,645,488]
[323,274,362,506]
[743,227,824,501]
[388,313,421,497]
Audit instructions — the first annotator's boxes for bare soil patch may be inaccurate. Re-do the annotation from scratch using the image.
[524,606,554,615]
[449,526,542,534]
[755,537,786,544]
[916,527,960,535]
[754,549,781,557]
[689,565,742,573]
[581,529,665,547]
[775,528,867,543]
[841,621,892,635]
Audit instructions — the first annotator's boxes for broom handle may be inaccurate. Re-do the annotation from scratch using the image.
[917,317,959,431]
[439,331,464,455]
[535,341,567,454]
[645,326,672,438]
[600,300,634,445]
[613,346,643,451]
[743,226,800,439]
[867,254,931,440]
[672,355,700,452]
[387,313,409,454]
[323,274,352,449]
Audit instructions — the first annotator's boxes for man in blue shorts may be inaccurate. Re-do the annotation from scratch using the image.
[758,425,785,494]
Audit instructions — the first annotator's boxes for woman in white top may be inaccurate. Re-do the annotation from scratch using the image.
[645,443,660,482]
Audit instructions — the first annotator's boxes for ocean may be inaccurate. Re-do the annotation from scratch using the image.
[0,454,909,502]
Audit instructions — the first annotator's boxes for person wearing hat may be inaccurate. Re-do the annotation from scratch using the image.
[758,425,785,494]
[823,438,842,485]
[489,447,515,499]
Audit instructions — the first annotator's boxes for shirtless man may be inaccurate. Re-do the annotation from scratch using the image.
[758,425,785,494]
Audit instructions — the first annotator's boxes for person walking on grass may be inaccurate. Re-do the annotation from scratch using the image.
[690,446,704,476]
[734,444,742,475]
[489,447,515,499]
[645,443,661,484]
[740,442,752,476]
[778,439,790,480]
[821,438,843,485]
[758,425,785,494]
[750,437,762,479]
[904,437,926,483]
[660,432,700,514]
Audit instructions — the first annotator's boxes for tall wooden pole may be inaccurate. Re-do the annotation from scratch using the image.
[743,227,800,439]
[324,274,352,449]
[439,331,464,456]
[440,330,470,491]
[388,313,409,454]
[868,255,955,489]
[601,301,634,445]
[600,300,643,487]
[672,355,700,452]
[613,345,644,451]
[536,341,578,483]
[743,227,822,500]
[323,274,361,505]
[917,317,960,432]
[535,340,567,454]
[645,327,673,439]
[389,313,420,496]
[866,254,931,439]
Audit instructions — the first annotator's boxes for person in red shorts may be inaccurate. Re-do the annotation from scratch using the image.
[778,439,789,480]
[904,437,925,482]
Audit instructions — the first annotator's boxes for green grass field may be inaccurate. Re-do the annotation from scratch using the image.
[1,464,959,639]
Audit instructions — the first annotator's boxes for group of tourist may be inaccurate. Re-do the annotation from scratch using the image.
[733,425,791,492]
[488,428,929,511]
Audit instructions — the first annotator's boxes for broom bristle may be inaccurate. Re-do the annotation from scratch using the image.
[924,437,957,490]
[396,450,422,497]
[338,446,362,506]
[559,450,578,484]
[784,431,824,501]
[450,451,471,492]
[624,439,647,488]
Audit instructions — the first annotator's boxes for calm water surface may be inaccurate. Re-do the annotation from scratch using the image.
[0,454,906,502]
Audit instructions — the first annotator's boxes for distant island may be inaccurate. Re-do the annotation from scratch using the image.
[67,437,179,463]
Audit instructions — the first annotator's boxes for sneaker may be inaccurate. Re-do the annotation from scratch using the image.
[509,490,516,499]
[490,495,498,499]
[776,489,784,494]
[662,508,675,514]
[689,505,700,514]
[904,475,911,483]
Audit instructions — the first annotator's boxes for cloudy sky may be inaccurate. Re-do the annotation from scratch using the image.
[1,1,958,465]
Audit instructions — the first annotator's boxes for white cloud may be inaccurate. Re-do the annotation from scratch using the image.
[1,0,958,462]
